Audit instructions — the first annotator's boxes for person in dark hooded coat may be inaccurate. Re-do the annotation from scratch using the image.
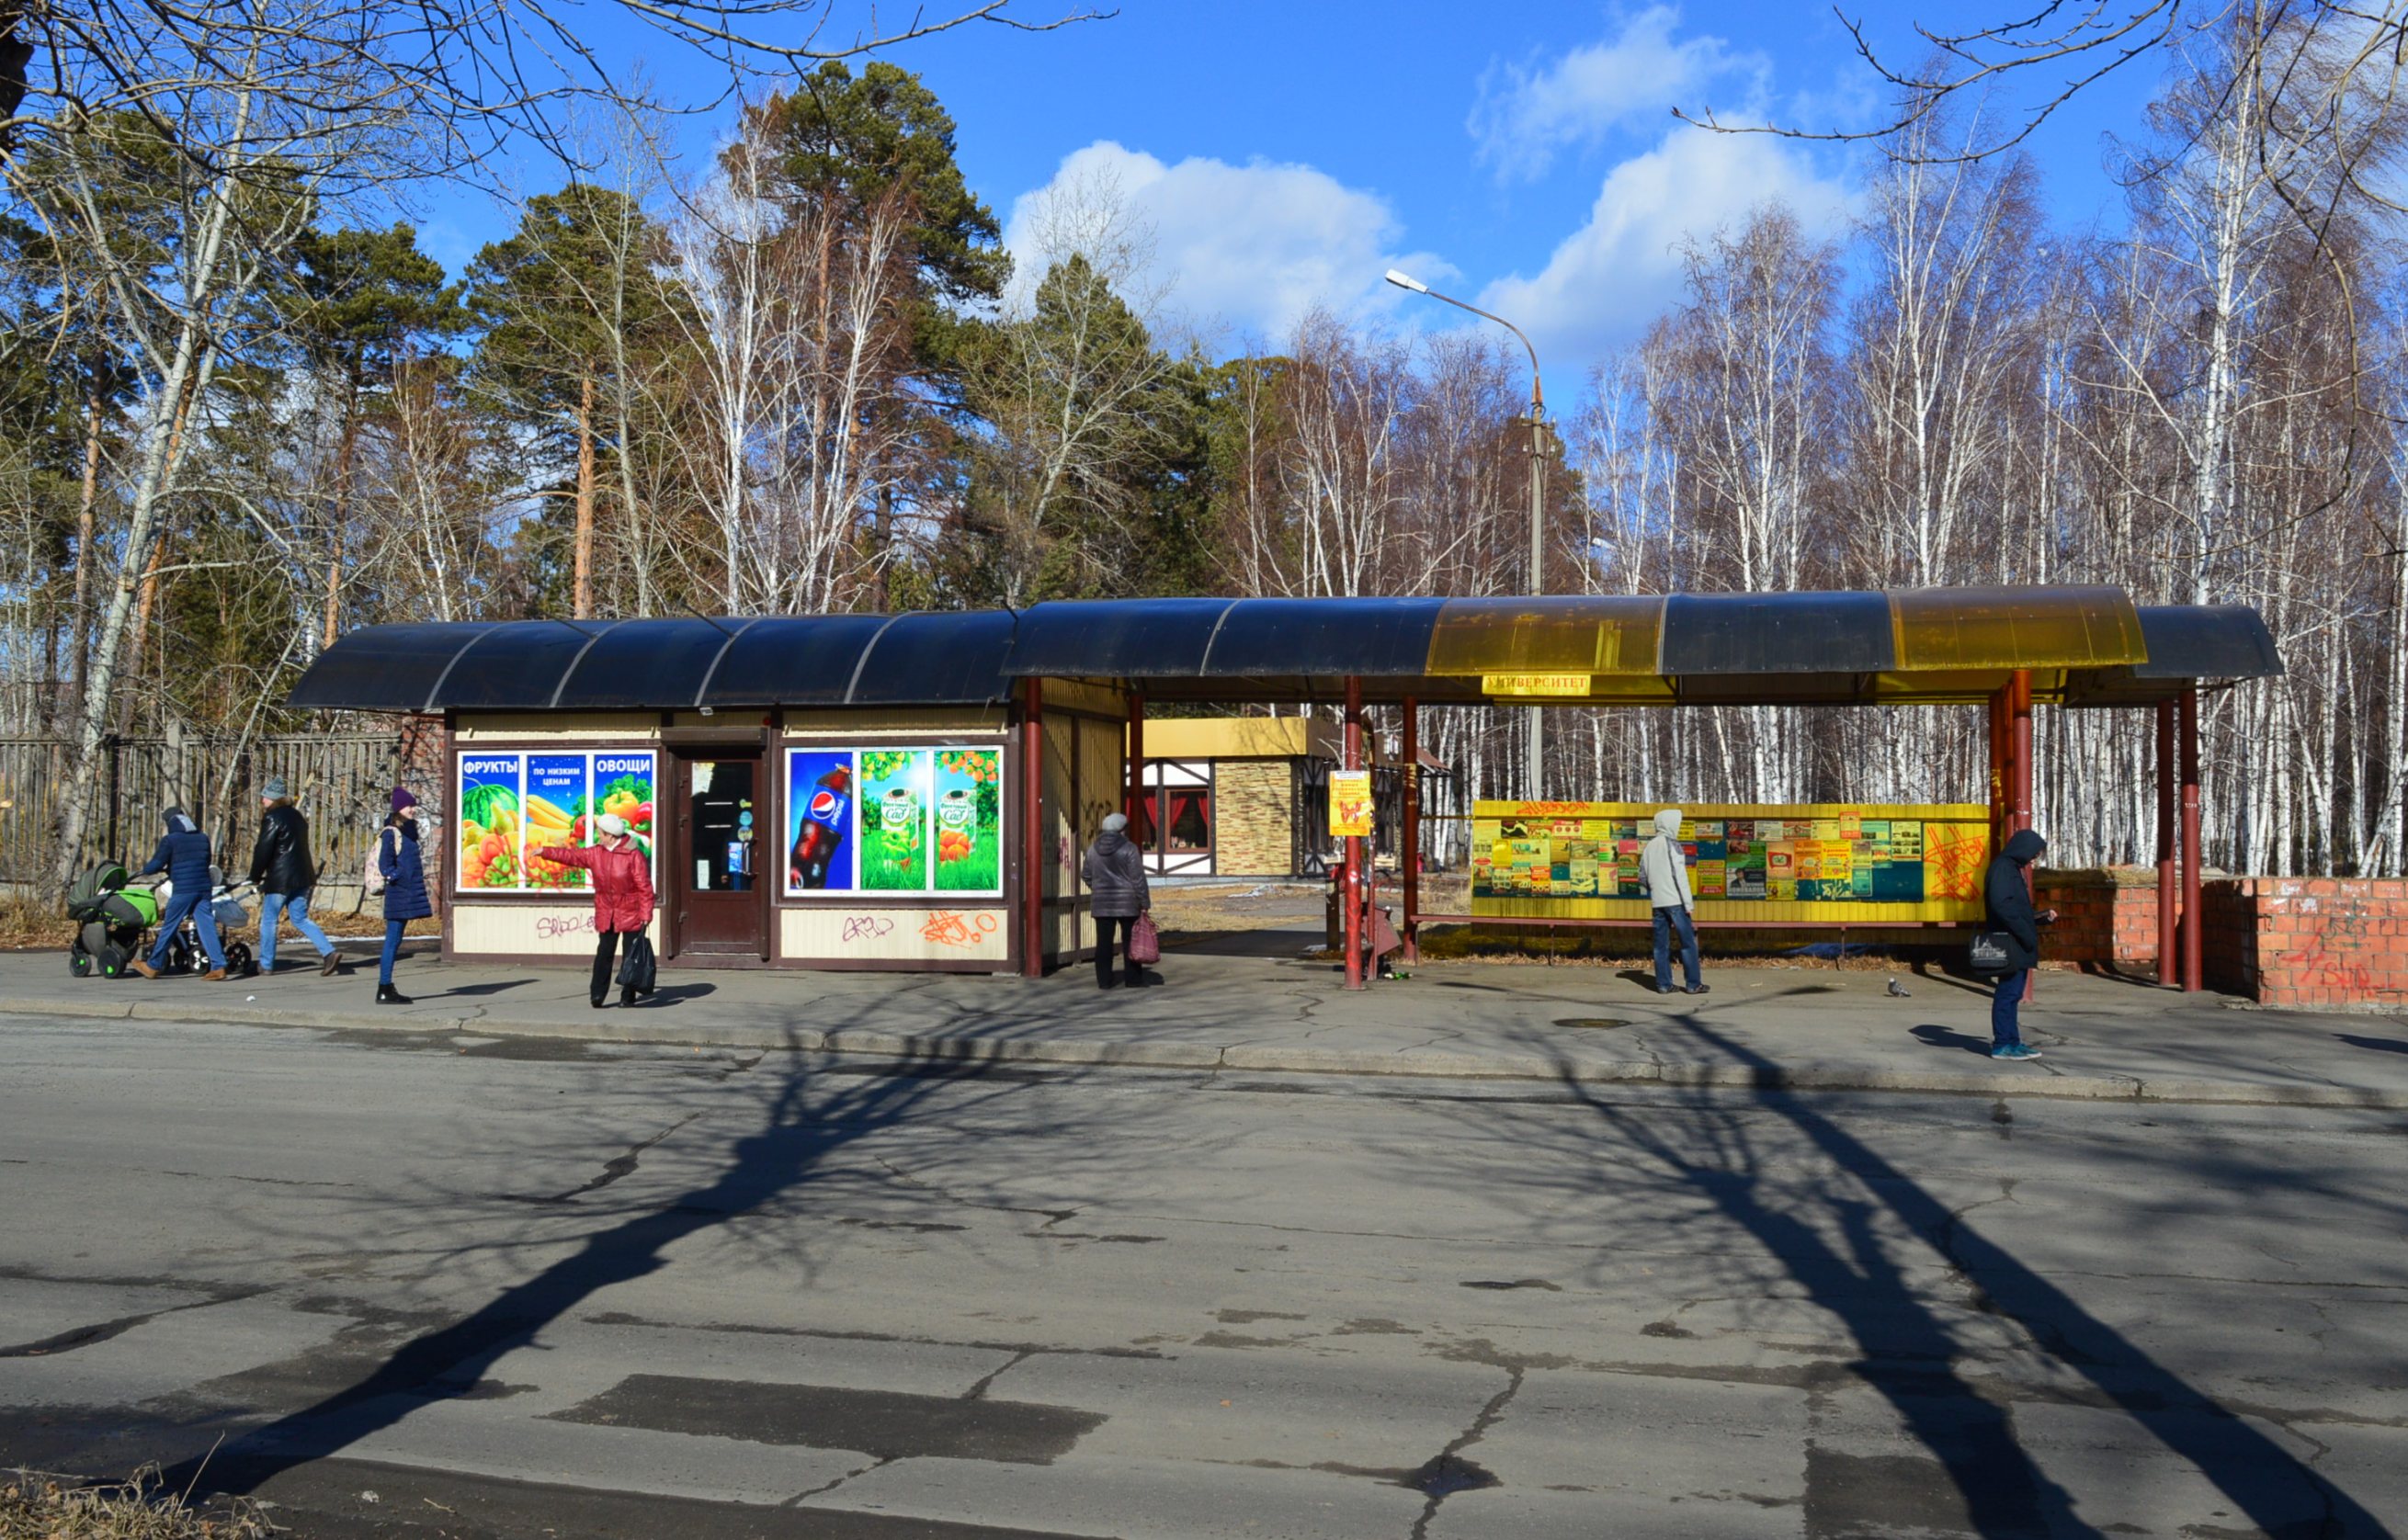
[1983,828,2056,1059]
[130,806,227,979]
[1082,811,1151,990]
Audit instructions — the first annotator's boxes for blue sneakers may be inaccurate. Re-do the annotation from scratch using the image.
[1991,1043,2043,1061]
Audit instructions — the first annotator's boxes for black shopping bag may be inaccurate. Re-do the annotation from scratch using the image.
[617,932,657,993]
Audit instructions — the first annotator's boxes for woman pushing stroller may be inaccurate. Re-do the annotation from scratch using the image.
[127,808,227,981]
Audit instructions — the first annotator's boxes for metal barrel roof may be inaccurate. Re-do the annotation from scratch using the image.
[284,588,2282,715]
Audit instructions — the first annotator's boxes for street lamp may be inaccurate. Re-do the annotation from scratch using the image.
[1385,268,1550,798]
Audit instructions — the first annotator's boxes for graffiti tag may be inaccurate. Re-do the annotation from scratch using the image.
[534,913,597,940]
[921,910,1001,949]
[841,914,895,943]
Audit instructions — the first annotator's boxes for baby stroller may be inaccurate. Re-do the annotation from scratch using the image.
[65,860,156,979]
[64,861,254,979]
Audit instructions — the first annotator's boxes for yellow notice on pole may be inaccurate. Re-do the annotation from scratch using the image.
[1482,673,1592,698]
[1329,770,1374,837]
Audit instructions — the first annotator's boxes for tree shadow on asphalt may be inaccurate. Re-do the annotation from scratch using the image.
[170,1033,1142,1500]
[1536,1062,2090,1536]
[1478,1014,2390,1537]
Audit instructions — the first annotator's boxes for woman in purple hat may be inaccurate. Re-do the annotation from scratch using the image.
[375,787,432,1003]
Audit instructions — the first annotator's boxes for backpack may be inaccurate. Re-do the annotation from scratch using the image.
[363,826,391,897]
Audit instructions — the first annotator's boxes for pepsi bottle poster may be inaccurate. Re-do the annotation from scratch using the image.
[784,749,858,894]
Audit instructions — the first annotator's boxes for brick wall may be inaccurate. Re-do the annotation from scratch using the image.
[2201,877,2408,1009]
[2035,869,2164,970]
[1213,759,1294,876]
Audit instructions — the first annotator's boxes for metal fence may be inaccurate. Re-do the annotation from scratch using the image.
[0,723,438,900]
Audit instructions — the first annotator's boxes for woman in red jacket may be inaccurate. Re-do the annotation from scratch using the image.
[534,812,655,1008]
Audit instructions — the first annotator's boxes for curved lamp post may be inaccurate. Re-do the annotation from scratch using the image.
[1386,269,1549,798]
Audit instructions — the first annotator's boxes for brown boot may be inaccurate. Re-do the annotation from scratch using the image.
[129,957,159,979]
[319,951,343,976]
[203,968,227,981]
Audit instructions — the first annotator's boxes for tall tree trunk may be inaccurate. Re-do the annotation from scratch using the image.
[324,375,362,651]
[574,371,596,618]
[66,369,104,720]
[113,368,203,735]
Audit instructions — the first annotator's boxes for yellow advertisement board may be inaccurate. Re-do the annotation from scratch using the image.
[1470,800,1990,923]
[1329,770,1375,838]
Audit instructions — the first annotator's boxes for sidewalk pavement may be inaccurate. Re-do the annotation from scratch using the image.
[6,931,2408,1108]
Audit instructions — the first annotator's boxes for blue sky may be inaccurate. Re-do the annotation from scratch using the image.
[414,0,2163,373]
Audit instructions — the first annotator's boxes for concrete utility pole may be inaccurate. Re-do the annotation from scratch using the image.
[1385,269,1548,798]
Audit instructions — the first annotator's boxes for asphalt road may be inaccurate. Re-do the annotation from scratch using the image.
[1,1010,2402,1539]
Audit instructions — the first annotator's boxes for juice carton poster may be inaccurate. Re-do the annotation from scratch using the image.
[523,754,592,890]
[933,749,1003,894]
[458,753,525,890]
[786,749,858,894]
[858,749,931,892]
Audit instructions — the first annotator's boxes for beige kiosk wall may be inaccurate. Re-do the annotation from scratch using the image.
[779,906,1009,964]
[455,906,664,957]
[455,714,658,743]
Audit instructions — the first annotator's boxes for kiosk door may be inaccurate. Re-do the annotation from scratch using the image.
[672,752,767,957]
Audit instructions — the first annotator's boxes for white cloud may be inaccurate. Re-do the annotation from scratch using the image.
[1471,5,1768,180]
[1003,142,1450,343]
[1476,127,1854,368]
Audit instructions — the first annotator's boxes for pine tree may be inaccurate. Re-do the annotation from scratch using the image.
[463,187,676,617]
[274,222,463,646]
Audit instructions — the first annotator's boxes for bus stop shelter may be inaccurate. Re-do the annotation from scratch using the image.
[998,585,2279,991]
[291,585,2278,991]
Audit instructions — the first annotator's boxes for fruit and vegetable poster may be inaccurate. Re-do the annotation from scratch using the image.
[1469,800,1989,922]
[454,750,655,894]
[783,744,1004,900]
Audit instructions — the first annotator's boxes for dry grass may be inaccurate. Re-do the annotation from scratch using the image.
[0,893,74,950]
[0,1468,274,1539]
[0,893,444,957]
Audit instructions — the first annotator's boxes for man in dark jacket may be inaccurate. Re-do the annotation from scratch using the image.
[1983,828,2056,1059]
[248,776,339,977]
[130,806,227,980]
[1082,811,1151,990]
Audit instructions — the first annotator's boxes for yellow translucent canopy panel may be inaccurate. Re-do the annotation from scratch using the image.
[1426,595,1665,675]
[1864,669,2073,704]
[1890,586,2144,671]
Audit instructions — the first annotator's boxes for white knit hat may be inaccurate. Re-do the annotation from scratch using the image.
[596,812,630,838]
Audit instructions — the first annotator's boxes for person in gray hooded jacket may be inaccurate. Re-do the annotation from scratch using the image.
[1083,811,1151,990]
[1641,807,1707,995]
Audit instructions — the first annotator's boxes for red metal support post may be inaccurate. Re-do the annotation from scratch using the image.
[2156,698,2177,987]
[1987,687,2006,857]
[1020,677,1045,979]
[1402,695,1421,966]
[2012,668,2035,1002]
[1126,692,1145,830]
[2179,687,2203,992]
[1344,676,1365,991]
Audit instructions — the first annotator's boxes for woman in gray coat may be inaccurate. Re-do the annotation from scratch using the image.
[1083,811,1151,990]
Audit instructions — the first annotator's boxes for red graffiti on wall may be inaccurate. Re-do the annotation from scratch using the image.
[2278,942,2378,995]
[921,911,1001,949]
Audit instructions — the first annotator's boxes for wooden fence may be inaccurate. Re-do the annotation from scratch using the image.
[0,719,443,900]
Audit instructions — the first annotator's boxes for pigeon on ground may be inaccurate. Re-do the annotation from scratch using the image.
[1886,978,1911,997]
